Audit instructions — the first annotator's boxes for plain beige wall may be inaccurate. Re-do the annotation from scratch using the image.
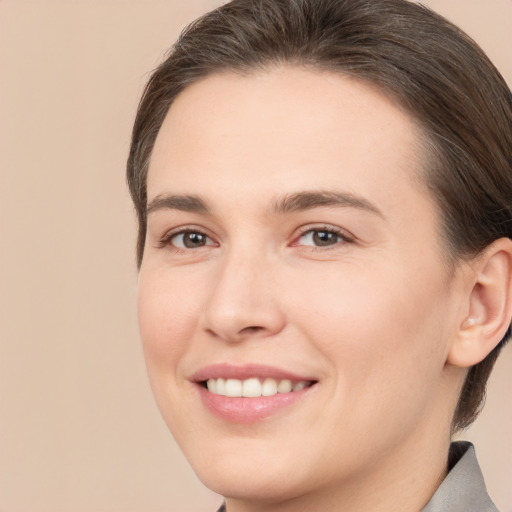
[0,1,510,511]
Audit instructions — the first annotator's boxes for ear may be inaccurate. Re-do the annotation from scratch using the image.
[447,238,512,368]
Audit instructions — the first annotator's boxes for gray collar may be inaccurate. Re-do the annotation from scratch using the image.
[421,441,498,512]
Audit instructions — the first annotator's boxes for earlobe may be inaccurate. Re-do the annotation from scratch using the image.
[447,238,512,368]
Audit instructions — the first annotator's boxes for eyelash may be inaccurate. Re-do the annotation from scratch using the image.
[156,224,354,252]
[156,227,215,251]
[293,225,354,249]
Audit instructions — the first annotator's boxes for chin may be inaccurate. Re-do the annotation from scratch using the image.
[195,461,308,504]
[177,433,314,502]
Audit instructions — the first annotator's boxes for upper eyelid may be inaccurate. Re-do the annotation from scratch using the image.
[160,225,213,239]
[294,224,355,240]
[155,225,217,249]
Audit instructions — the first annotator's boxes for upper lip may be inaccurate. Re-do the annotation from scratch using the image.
[191,363,316,383]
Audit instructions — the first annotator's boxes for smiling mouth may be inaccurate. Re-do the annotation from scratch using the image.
[201,377,316,398]
[194,366,318,422]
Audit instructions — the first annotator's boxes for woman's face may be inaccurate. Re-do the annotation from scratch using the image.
[138,68,466,504]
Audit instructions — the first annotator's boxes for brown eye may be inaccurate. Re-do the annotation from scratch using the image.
[171,231,213,249]
[312,231,339,246]
[297,229,345,247]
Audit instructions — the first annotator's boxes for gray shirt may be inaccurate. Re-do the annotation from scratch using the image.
[216,441,498,512]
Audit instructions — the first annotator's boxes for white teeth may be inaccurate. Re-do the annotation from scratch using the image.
[242,377,262,397]
[261,378,278,396]
[216,378,226,395]
[225,378,242,397]
[277,379,292,393]
[205,377,311,397]
[207,379,216,393]
[292,381,306,391]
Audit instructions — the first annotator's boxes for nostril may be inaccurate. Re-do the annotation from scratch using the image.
[239,326,265,335]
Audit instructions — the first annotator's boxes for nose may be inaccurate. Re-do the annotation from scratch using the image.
[201,250,286,343]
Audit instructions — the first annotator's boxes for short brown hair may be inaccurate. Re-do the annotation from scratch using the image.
[127,0,512,430]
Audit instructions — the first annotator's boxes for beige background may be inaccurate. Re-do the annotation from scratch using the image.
[0,1,510,511]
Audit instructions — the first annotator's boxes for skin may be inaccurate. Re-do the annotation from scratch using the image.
[137,68,492,512]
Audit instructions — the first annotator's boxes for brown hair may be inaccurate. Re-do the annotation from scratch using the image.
[127,0,512,430]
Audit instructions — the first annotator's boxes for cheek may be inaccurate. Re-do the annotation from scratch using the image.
[136,269,207,432]
[299,270,451,448]
[137,270,199,373]
[286,259,451,388]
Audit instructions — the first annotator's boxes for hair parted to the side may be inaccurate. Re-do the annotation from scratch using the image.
[127,0,512,431]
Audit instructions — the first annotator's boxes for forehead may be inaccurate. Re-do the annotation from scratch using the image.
[148,67,429,216]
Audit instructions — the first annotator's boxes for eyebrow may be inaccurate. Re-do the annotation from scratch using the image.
[146,190,384,218]
[146,194,210,215]
[272,190,384,218]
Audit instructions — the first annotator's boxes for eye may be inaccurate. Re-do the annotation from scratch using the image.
[295,228,350,247]
[168,230,215,249]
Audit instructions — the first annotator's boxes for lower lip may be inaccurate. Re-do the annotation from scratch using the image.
[196,384,315,423]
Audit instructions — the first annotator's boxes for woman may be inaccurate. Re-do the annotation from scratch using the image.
[127,0,512,510]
